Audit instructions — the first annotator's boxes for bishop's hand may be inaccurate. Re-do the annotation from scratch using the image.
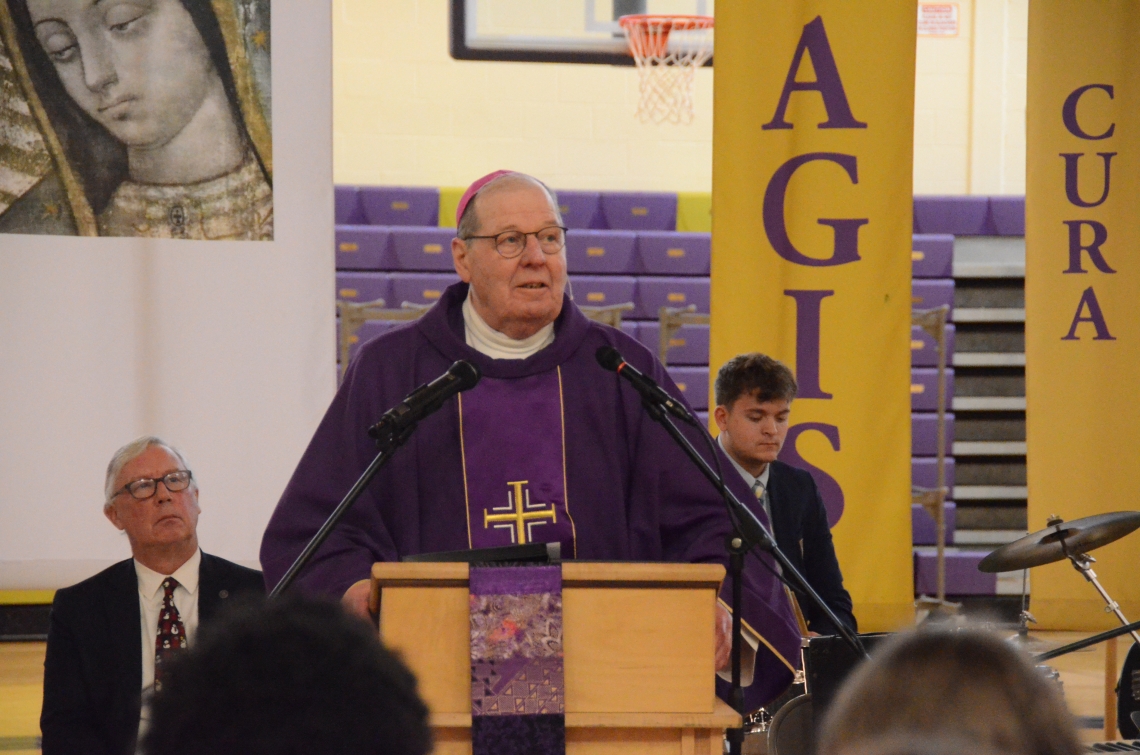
[714,603,732,672]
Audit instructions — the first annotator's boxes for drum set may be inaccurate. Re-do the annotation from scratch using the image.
[743,511,1140,755]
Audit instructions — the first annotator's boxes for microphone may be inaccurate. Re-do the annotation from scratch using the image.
[368,361,481,440]
[595,346,696,426]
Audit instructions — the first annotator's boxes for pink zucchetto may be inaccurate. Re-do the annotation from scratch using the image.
[455,170,515,226]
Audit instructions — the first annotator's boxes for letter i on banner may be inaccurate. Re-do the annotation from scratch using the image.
[711,1,917,631]
[1026,1,1140,629]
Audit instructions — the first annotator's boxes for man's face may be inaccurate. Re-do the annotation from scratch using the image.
[715,394,792,472]
[104,445,200,552]
[451,180,567,339]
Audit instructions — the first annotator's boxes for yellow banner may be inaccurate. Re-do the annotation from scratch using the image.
[710,1,917,632]
[1026,2,1140,629]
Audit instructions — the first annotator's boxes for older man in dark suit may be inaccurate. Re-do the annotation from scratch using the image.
[713,354,857,637]
[40,436,263,755]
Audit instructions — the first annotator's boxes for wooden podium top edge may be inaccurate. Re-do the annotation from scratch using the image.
[430,698,742,729]
[371,561,725,589]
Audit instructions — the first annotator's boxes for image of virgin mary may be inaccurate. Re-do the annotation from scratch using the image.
[0,0,272,240]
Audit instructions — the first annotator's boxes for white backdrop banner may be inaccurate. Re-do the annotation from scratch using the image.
[0,0,334,587]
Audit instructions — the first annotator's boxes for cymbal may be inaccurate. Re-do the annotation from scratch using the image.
[978,511,1140,573]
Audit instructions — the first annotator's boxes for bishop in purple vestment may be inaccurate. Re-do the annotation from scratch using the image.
[260,172,802,709]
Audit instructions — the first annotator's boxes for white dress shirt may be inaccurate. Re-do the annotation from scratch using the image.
[718,434,772,521]
[463,293,555,359]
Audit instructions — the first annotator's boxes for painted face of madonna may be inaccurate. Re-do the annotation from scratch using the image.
[26,0,220,149]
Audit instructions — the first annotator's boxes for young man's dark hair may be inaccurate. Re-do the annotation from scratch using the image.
[141,596,431,755]
[714,352,799,408]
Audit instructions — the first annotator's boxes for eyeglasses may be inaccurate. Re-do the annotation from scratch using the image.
[462,225,568,259]
[113,470,193,500]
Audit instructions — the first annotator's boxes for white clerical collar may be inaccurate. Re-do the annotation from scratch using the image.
[134,548,201,601]
[462,292,555,359]
[717,433,770,492]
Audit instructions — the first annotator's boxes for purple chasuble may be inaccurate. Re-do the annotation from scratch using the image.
[470,565,565,755]
[460,371,576,556]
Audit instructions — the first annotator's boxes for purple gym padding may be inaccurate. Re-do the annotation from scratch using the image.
[335,186,364,225]
[912,457,956,490]
[347,320,398,362]
[667,366,709,411]
[389,272,460,308]
[554,190,603,229]
[911,502,957,546]
[636,277,710,320]
[359,186,440,226]
[912,234,954,278]
[638,232,711,276]
[335,226,391,271]
[911,368,955,411]
[912,412,955,456]
[600,192,677,231]
[913,196,994,236]
[912,280,955,317]
[335,272,391,304]
[390,227,457,272]
[911,324,956,367]
[989,196,1026,236]
[569,275,637,309]
[914,551,996,596]
[638,323,710,366]
[565,230,638,274]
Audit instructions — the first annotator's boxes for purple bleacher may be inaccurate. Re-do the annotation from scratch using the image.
[347,320,399,362]
[912,412,955,456]
[913,196,994,236]
[913,279,955,317]
[911,368,955,411]
[911,324,956,367]
[638,232,711,276]
[388,272,458,308]
[912,502,956,546]
[335,186,364,225]
[555,190,604,229]
[638,322,710,366]
[636,277,710,320]
[359,186,439,226]
[914,551,996,596]
[620,321,639,341]
[696,411,709,427]
[912,234,954,278]
[565,230,638,274]
[570,275,637,309]
[668,366,710,411]
[336,272,391,304]
[912,457,956,490]
[390,227,456,272]
[989,196,1026,236]
[336,226,391,271]
[600,192,677,231]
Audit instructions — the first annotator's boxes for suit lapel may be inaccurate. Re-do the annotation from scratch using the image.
[104,560,143,717]
[198,552,221,623]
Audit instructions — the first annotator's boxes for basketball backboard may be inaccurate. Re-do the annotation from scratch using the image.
[450,0,714,65]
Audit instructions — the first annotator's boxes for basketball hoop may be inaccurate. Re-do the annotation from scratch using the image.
[619,14,714,125]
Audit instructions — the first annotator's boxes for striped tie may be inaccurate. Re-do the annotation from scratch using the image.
[154,577,187,691]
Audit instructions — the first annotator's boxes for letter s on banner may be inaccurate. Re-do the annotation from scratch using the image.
[779,422,845,527]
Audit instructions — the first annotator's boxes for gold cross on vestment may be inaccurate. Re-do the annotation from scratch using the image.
[483,480,556,544]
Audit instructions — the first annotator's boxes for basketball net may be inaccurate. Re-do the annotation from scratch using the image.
[619,15,714,125]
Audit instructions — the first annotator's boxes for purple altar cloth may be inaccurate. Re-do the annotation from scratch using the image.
[260,282,801,711]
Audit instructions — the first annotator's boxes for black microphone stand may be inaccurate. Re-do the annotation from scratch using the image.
[269,423,416,598]
[639,399,867,755]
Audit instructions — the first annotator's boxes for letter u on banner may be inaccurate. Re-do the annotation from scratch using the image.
[710,1,916,631]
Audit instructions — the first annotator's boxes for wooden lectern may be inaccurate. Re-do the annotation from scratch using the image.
[371,561,740,754]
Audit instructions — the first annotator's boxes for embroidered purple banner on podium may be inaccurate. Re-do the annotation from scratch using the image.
[470,565,566,755]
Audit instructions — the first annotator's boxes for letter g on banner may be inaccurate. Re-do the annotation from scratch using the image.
[763,152,869,266]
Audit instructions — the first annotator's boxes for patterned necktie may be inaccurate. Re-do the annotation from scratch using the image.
[154,577,187,691]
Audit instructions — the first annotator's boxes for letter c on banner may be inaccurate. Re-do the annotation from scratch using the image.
[763,153,869,267]
[1062,84,1115,140]
[778,422,845,527]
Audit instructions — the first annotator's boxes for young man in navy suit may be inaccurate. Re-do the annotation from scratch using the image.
[713,354,857,636]
[40,436,264,755]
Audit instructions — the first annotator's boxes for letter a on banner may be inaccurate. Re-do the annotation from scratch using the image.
[1026,0,1140,629]
[711,1,916,631]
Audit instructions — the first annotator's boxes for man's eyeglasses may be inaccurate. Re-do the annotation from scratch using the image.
[113,470,193,500]
[463,226,568,259]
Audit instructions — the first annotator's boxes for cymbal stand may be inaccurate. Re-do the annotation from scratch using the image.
[1050,516,1140,645]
